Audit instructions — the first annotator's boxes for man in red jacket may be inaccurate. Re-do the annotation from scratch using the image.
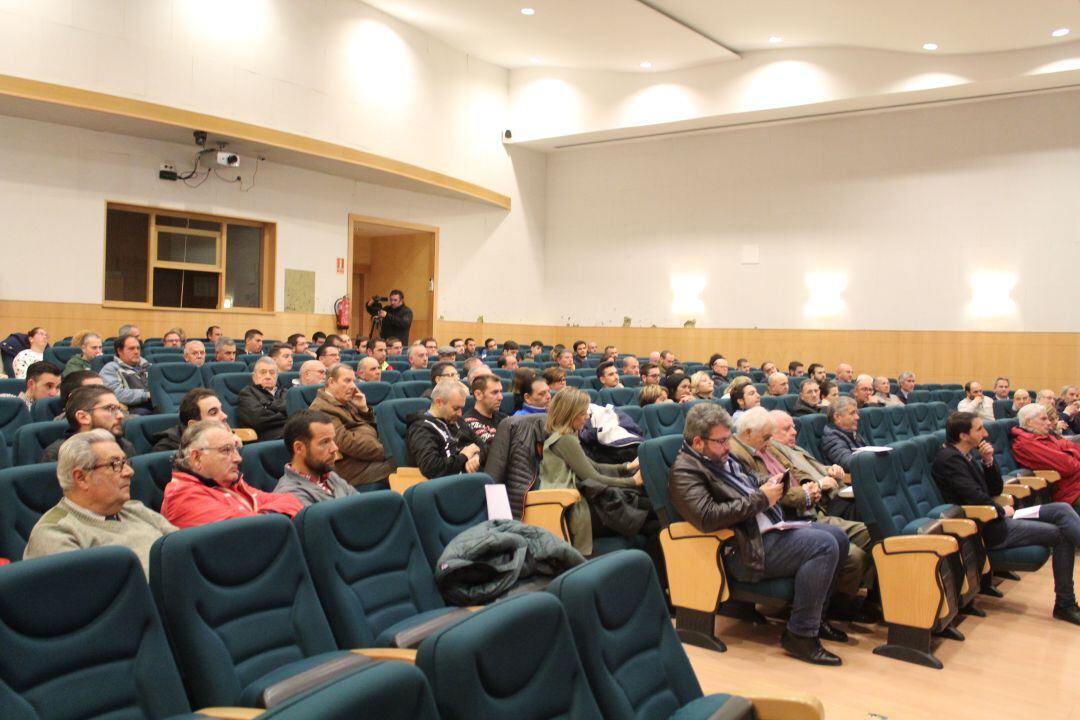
[161,420,301,528]
[1011,403,1080,510]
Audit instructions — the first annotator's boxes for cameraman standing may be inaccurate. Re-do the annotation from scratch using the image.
[367,289,413,345]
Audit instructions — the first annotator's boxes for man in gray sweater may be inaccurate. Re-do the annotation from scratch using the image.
[24,429,176,577]
[274,410,357,506]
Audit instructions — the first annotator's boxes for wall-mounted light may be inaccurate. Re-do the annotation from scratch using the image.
[803,272,847,318]
[670,274,705,316]
[968,272,1017,318]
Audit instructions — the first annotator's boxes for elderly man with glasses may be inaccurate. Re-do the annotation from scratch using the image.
[24,429,177,577]
[161,420,302,528]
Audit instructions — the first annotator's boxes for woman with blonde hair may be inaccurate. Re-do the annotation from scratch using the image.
[540,387,642,555]
[724,375,752,397]
[689,371,715,400]
[638,384,670,406]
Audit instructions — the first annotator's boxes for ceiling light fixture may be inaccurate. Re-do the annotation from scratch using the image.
[768,36,782,44]
[521,7,535,15]
[922,42,938,51]
[639,61,652,69]
[1052,28,1070,38]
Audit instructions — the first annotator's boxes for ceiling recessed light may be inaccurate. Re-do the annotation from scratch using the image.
[639,61,652,69]
[922,42,938,51]
[768,36,782,44]
[521,7,535,15]
[1052,28,1070,38]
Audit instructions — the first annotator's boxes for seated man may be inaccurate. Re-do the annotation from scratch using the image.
[596,360,622,390]
[834,363,855,383]
[62,332,102,377]
[871,376,902,407]
[235,357,288,440]
[405,381,481,479]
[24,429,177,577]
[460,337,477,359]
[896,371,916,404]
[669,403,848,665]
[1011,388,1032,416]
[268,342,293,373]
[933,412,1080,625]
[117,324,141,341]
[275,409,358,505]
[760,361,777,378]
[851,374,880,408]
[462,374,506,458]
[421,337,439,356]
[9,361,61,410]
[788,361,805,377]
[162,328,184,347]
[152,387,229,452]
[992,377,1011,402]
[515,376,551,415]
[497,354,519,371]
[807,363,827,385]
[639,362,662,387]
[735,358,750,373]
[309,364,395,488]
[161,421,302,527]
[602,344,618,362]
[287,333,310,356]
[214,337,238,362]
[820,397,867,472]
[621,355,641,378]
[556,349,575,372]
[356,356,383,382]
[365,338,390,370]
[41,386,136,462]
[451,338,467,357]
[422,361,461,399]
[791,379,822,417]
[1011,403,1080,510]
[766,372,789,397]
[243,328,264,355]
[316,343,342,369]
[658,350,677,376]
[407,344,428,370]
[572,340,589,369]
[1057,385,1080,435]
[100,333,153,414]
[766,410,874,617]
[56,370,103,418]
[182,340,206,367]
[480,337,498,359]
[957,380,994,420]
[205,325,222,345]
[436,346,457,362]
[296,359,328,386]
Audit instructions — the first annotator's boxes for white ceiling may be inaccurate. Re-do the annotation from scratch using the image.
[362,0,1080,71]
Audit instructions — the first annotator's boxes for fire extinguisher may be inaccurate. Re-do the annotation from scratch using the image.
[334,295,351,330]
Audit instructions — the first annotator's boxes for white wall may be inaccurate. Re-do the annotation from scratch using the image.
[542,88,1080,332]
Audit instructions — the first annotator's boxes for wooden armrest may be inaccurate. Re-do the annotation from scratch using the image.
[394,467,425,477]
[196,709,262,720]
[667,521,734,541]
[842,473,852,486]
[1012,475,1048,491]
[745,693,825,720]
[960,505,999,522]
[350,648,417,664]
[881,534,958,555]
[389,471,427,494]
[233,428,258,442]
[1000,485,1032,499]
[524,488,581,507]
[993,494,1015,507]
[1033,470,1061,482]
[937,518,979,538]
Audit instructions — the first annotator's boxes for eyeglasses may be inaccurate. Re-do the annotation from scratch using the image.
[202,443,243,456]
[703,436,730,446]
[90,404,125,415]
[90,458,132,474]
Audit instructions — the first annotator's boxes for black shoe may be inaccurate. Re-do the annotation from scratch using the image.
[818,621,849,643]
[1053,603,1080,626]
[781,630,843,666]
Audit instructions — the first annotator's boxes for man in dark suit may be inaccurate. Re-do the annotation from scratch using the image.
[896,371,916,404]
[932,411,1080,626]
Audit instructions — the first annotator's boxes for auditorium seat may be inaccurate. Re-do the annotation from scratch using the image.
[858,406,895,446]
[89,354,114,372]
[908,390,931,403]
[0,395,32,466]
[236,353,264,368]
[992,399,1015,419]
[43,344,79,366]
[931,389,964,409]
[885,404,916,442]
[259,661,441,720]
[29,395,62,422]
[759,395,783,411]
[375,398,430,468]
[641,402,683,438]
[401,369,430,382]
[277,371,300,389]
[616,404,643,425]
[149,514,364,709]
[564,375,586,388]
[618,374,641,388]
[130,450,174,512]
[286,383,322,416]
[597,386,636,406]
[929,401,950,430]
[240,440,290,492]
[12,420,66,466]
[0,462,61,560]
[391,380,431,399]
[905,402,939,435]
[404,473,491,568]
[358,380,393,407]
[793,413,828,463]
[124,412,179,455]
[0,377,26,395]
[149,363,204,415]
[208,372,252,425]
[295,490,470,649]
[200,360,247,386]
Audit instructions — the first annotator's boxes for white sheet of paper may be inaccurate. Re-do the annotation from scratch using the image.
[1013,506,1041,520]
[485,484,513,521]
[763,521,812,533]
[837,486,855,499]
[852,446,893,455]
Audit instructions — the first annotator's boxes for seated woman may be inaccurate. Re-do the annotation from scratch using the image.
[689,371,715,401]
[664,373,693,404]
[819,379,840,406]
[729,380,761,424]
[539,387,645,556]
[638,384,670,406]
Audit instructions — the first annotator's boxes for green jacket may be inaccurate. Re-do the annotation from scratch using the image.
[62,354,91,377]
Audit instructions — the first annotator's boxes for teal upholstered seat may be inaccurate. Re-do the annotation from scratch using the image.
[374,398,430,468]
[885,404,916,442]
[0,462,61,561]
[200,360,247,387]
[240,440,291,492]
[258,661,440,720]
[286,383,322,416]
[124,412,179,455]
[29,396,62,423]
[209,372,254,426]
[793,413,827,462]
[130,450,174,512]
[642,402,683,438]
[391,380,431,399]
[149,361,204,413]
[404,473,492,568]
[597,387,637,407]
[357,380,393,407]
[858,407,894,446]
[12,420,66,466]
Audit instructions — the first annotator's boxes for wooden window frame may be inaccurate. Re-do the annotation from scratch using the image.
[103,202,276,315]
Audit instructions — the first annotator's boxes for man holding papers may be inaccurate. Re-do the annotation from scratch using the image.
[932,411,1080,626]
[669,403,850,666]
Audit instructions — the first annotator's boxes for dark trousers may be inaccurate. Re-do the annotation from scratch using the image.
[727,524,848,637]
[992,503,1080,606]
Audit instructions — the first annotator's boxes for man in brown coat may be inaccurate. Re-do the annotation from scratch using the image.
[309,363,395,489]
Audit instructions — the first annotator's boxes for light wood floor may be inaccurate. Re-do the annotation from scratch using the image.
[686,563,1079,719]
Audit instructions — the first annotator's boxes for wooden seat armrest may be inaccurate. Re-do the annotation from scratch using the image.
[1000,485,1032,499]
[937,518,978,538]
[745,693,826,720]
[388,471,427,494]
[993,494,1015,507]
[1033,470,1061,482]
[233,428,258,442]
[881,534,958,555]
[350,648,417,664]
[524,488,581,507]
[1012,475,1048,491]
[960,505,999,523]
[842,473,852,486]
[667,521,734,541]
[196,709,262,720]
[395,467,425,477]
